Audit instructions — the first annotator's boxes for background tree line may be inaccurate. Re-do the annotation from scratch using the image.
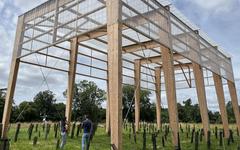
[0,81,238,124]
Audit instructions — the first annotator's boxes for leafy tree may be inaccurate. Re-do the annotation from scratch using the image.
[192,104,201,123]
[226,101,236,123]
[161,108,169,123]
[140,90,155,122]
[16,101,39,122]
[33,90,56,119]
[0,90,21,122]
[122,85,135,121]
[209,111,221,124]
[0,90,6,120]
[52,103,65,121]
[64,80,106,122]
[122,85,155,122]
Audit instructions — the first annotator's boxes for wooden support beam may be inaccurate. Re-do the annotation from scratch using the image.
[65,37,78,125]
[192,63,210,141]
[77,26,107,42]
[154,67,162,130]
[107,0,122,149]
[52,0,60,43]
[227,80,240,132]
[105,79,110,133]
[1,60,20,139]
[139,53,186,65]
[1,16,25,139]
[134,60,141,132]
[122,40,158,53]
[213,73,230,138]
[161,47,179,147]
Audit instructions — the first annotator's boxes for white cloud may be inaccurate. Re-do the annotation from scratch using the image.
[185,0,236,13]
[0,1,4,10]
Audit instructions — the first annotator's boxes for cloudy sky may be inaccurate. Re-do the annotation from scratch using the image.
[0,0,239,111]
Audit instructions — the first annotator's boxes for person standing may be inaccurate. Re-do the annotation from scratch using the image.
[60,117,67,149]
[81,115,93,150]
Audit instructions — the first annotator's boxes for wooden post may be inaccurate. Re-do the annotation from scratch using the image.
[192,63,210,141]
[161,47,179,147]
[107,0,122,149]
[213,73,230,138]
[154,67,162,130]
[227,80,240,132]
[65,37,78,125]
[134,59,141,132]
[105,80,110,133]
[1,15,25,139]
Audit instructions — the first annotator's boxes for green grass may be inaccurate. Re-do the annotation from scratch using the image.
[5,123,240,149]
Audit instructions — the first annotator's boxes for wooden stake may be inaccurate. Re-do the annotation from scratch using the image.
[134,59,141,132]
[65,37,78,125]
[192,63,210,141]
[227,80,240,132]
[14,123,20,142]
[155,67,162,130]
[107,0,122,149]
[161,47,179,147]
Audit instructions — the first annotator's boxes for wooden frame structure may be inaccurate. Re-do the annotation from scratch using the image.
[1,0,239,149]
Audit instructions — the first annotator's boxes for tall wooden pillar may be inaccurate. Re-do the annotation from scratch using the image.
[65,37,78,125]
[1,16,25,139]
[227,80,240,132]
[213,73,230,138]
[155,67,162,130]
[161,47,179,147]
[134,59,141,131]
[192,63,210,140]
[107,0,122,149]
[106,80,110,133]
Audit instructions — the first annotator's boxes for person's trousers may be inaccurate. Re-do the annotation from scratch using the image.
[82,133,90,150]
[60,132,66,149]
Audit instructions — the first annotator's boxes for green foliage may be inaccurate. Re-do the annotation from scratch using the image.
[0,90,6,120]
[161,108,169,123]
[63,80,106,122]
[33,90,56,117]
[177,99,222,124]
[122,85,155,122]
[226,101,237,123]
[10,90,65,122]
[1,80,237,125]
[208,111,221,124]
[177,99,201,123]
[16,101,39,122]
[52,103,65,121]
[0,90,19,122]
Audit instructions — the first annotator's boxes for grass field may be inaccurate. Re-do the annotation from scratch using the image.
[4,123,240,150]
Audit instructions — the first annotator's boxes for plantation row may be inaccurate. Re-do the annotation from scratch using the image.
[1,123,240,149]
